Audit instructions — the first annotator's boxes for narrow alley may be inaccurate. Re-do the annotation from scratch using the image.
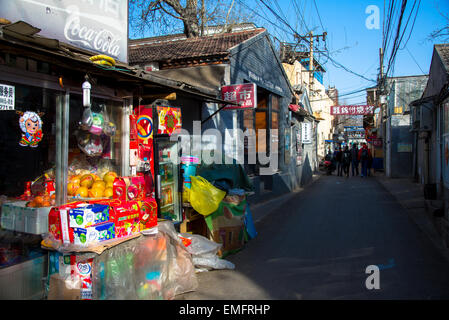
[179,174,449,300]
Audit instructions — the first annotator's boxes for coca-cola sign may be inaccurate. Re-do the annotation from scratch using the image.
[1,0,128,63]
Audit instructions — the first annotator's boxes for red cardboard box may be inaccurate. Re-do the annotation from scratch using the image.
[48,201,86,243]
[138,198,158,231]
[113,176,146,201]
[111,201,141,238]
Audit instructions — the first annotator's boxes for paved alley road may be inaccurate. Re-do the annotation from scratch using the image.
[179,174,449,300]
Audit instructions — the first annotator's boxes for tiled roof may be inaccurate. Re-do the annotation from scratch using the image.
[128,28,265,65]
[435,43,449,73]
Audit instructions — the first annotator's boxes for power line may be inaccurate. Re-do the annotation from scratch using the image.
[405,46,426,74]
[312,0,325,32]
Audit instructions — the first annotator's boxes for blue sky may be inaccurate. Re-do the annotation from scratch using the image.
[128,0,449,104]
[248,0,449,104]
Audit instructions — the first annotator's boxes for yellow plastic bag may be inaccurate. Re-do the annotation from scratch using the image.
[190,176,226,216]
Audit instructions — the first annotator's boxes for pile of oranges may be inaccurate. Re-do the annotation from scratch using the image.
[26,193,55,208]
[67,171,117,199]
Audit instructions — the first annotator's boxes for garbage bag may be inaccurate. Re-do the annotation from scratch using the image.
[189,175,226,216]
[179,233,235,271]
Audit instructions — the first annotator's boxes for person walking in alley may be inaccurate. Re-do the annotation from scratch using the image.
[342,145,351,177]
[350,143,359,176]
[334,146,343,176]
[358,143,372,178]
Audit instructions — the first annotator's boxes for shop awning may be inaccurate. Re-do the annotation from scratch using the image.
[0,20,238,107]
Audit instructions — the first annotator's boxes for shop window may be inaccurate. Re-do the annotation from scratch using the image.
[242,91,282,172]
[255,110,267,153]
[271,95,280,159]
[0,84,58,197]
[67,95,123,178]
[243,109,254,131]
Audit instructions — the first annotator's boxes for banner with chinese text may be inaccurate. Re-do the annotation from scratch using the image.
[330,105,375,115]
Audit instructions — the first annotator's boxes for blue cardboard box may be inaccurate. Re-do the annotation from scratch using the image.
[73,221,115,246]
[69,204,110,228]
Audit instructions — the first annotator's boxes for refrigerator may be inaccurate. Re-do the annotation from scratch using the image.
[134,104,183,223]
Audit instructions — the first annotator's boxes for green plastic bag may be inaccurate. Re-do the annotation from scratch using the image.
[190,176,226,216]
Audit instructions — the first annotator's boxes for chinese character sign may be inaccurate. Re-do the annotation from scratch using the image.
[302,122,312,144]
[0,84,15,111]
[221,83,257,110]
[331,105,375,115]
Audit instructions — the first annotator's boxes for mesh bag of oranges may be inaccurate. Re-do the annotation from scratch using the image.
[68,171,117,199]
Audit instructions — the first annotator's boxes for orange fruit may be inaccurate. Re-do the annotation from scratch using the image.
[75,186,89,198]
[67,182,80,196]
[105,181,114,189]
[103,172,118,184]
[92,180,106,190]
[88,187,104,198]
[34,196,44,205]
[70,175,81,185]
[42,201,52,207]
[80,174,94,188]
[103,187,113,198]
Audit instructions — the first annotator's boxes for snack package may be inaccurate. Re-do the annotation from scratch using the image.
[138,198,158,231]
[113,176,146,201]
[112,201,141,239]
[72,221,115,246]
[89,112,104,135]
[71,256,94,300]
[69,204,110,228]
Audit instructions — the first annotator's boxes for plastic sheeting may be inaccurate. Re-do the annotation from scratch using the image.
[47,221,198,300]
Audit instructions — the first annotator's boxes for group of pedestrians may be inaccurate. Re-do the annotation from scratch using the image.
[328,142,373,177]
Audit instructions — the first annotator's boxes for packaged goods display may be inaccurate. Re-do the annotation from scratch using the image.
[73,222,116,246]
[69,204,110,228]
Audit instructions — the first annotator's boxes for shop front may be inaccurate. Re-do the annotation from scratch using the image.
[0,19,234,299]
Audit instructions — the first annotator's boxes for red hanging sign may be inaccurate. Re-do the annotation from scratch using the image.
[330,105,375,115]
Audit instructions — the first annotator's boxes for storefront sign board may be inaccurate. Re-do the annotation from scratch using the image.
[221,83,257,110]
[1,0,129,62]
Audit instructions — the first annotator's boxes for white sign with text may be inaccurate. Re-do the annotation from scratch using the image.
[1,0,128,62]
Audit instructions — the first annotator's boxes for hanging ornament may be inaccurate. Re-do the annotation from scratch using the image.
[17,111,44,147]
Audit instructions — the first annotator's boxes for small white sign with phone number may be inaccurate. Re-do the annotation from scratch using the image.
[0,84,15,111]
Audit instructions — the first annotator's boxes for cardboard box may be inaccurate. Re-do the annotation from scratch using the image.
[138,198,158,231]
[47,274,81,300]
[113,176,146,201]
[69,204,110,228]
[72,221,115,246]
[112,201,140,238]
[1,201,51,235]
[48,202,86,242]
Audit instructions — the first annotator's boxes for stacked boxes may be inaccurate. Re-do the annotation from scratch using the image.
[48,198,158,247]
[68,204,115,247]
[1,201,52,235]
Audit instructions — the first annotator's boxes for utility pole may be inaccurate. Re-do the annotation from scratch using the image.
[309,31,314,94]
[294,32,327,96]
